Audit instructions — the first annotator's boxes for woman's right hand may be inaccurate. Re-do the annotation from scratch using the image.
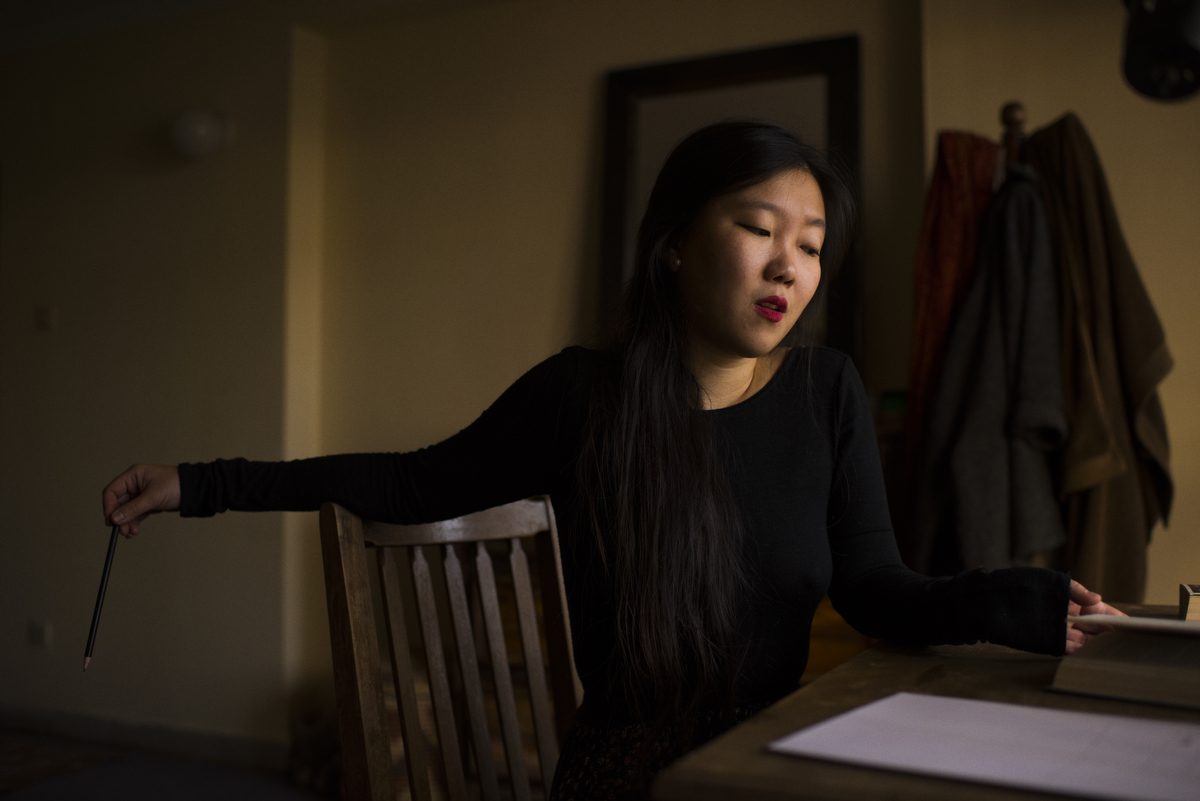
[102,464,181,537]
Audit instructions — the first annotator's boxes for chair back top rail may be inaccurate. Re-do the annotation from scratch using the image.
[363,499,551,547]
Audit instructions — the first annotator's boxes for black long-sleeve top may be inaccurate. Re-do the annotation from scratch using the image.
[179,346,1069,719]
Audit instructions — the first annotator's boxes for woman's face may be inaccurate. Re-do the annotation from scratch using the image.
[673,168,826,364]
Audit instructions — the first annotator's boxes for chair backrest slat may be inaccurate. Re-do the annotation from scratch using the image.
[442,543,501,801]
[376,548,435,801]
[509,537,559,792]
[532,515,582,745]
[411,546,469,799]
[320,499,578,800]
[318,504,393,801]
[475,541,533,801]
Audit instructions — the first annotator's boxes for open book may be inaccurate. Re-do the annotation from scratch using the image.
[1052,615,1200,710]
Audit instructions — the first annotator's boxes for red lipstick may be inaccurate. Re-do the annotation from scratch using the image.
[754,295,788,322]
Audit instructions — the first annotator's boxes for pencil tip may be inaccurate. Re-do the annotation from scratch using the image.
[83,657,91,672]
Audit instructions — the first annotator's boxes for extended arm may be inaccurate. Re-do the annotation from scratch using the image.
[824,357,1078,656]
[102,349,582,536]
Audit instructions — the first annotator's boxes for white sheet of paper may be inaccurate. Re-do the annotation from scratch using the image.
[769,692,1200,801]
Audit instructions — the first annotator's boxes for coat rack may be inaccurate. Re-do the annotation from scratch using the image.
[1001,101,1026,164]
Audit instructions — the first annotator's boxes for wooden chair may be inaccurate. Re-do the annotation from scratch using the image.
[319,499,581,801]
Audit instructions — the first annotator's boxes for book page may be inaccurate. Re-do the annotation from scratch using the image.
[769,692,1200,801]
[1069,615,1200,636]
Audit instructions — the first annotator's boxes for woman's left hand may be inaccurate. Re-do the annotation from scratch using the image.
[1065,579,1126,655]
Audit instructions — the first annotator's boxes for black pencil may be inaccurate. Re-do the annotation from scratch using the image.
[83,525,120,671]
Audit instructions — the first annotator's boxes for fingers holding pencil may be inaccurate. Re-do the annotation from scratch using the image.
[89,462,180,670]
[102,464,181,537]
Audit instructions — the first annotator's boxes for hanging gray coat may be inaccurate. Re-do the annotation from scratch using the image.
[916,164,1067,574]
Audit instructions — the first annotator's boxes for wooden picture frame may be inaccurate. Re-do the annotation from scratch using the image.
[600,36,861,360]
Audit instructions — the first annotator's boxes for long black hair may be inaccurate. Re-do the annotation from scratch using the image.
[578,120,856,724]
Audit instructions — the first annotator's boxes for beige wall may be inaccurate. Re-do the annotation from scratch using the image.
[922,0,1200,603]
[281,24,333,706]
[0,7,294,745]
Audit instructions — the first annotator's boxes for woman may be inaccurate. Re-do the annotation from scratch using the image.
[103,120,1120,799]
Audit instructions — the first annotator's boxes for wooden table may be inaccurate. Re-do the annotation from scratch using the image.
[653,608,1199,800]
